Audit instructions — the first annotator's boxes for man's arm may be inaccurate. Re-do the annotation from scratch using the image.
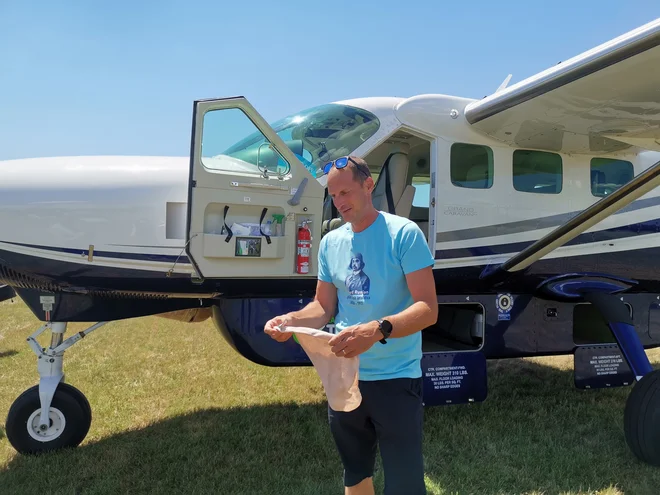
[380,265,437,338]
[328,266,436,356]
[265,235,337,341]
[288,232,337,329]
[264,279,336,341]
[284,279,337,329]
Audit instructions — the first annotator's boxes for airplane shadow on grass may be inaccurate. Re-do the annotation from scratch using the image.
[1,359,660,494]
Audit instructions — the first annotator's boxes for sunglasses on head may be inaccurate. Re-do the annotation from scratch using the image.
[322,156,369,177]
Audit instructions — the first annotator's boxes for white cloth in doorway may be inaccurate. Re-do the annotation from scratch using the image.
[278,326,361,412]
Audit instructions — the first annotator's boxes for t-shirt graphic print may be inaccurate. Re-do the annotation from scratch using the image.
[345,253,370,304]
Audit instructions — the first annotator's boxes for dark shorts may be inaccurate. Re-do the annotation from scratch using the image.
[328,377,426,494]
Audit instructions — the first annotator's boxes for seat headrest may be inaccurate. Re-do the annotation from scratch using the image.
[465,164,489,188]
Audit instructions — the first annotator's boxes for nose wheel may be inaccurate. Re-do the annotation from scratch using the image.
[5,383,91,455]
[5,319,107,455]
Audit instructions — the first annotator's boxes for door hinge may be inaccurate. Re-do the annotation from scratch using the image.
[192,180,197,188]
[431,198,435,207]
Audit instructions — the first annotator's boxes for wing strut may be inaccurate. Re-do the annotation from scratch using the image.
[481,158,660,280]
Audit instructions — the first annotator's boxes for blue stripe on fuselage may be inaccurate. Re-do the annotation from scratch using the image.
[436,218,660,259]
[0,241,191,264]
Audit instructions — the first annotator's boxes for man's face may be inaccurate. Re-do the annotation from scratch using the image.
[350,258,361,271]
[327,167,374,224]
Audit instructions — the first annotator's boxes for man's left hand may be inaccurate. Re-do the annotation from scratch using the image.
[328,322,381,358]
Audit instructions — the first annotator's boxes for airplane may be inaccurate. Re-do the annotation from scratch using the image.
[1,17,660,467]
[0,284,14,302]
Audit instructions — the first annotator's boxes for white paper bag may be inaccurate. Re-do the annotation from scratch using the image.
[279,326,362,412]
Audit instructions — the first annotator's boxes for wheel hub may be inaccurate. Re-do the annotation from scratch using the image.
[27,407,66,442]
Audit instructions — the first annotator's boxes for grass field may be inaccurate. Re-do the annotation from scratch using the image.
[2,298,660,494]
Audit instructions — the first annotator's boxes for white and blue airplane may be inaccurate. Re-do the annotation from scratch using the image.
[2,17,660,465]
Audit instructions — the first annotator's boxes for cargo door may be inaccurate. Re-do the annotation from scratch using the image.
[186,97,325,279]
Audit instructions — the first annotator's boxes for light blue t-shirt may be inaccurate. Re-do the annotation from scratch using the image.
[317,211,436,381]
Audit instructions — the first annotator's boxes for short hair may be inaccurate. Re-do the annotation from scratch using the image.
[346,156,372,184]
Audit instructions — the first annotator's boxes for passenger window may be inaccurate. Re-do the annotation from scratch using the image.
[450,143,493,189]
[591,157,633,197]
[513,150,562,194]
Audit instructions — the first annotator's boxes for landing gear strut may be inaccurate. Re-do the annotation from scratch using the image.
[5,321,107,455]
[583,293,659,466]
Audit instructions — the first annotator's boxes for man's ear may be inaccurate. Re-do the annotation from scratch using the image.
[365,177,375,192]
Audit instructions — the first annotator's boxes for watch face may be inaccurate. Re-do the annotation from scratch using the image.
[380,319,392,336]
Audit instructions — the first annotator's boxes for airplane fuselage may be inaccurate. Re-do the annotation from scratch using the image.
[2,95,660,364]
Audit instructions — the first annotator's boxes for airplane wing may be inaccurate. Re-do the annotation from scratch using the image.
[0,284,15,303]
[472,19,660,281]
[465,18,660,154]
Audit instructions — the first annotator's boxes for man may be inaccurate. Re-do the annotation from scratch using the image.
[264,155,437,495]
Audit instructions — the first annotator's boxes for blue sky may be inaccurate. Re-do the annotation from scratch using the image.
[0,1,658,161]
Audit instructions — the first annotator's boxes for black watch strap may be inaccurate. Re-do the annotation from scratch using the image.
[377,319,392,344]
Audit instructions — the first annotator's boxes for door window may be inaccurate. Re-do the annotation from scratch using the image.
[201,108,293,178]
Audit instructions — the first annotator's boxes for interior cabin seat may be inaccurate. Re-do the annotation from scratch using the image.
[322,146,415,234]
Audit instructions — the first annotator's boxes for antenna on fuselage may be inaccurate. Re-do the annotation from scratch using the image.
[496,74,513,93]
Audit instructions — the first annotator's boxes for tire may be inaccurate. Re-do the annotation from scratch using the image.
[5,382,92,455]
[624,369,660,466]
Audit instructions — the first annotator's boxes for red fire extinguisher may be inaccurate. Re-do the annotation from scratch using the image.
[296,221,311,274]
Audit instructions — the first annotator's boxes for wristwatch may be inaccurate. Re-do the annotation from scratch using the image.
[377,319,392,344]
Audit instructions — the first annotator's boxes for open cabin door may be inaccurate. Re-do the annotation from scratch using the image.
[186,97,325,280]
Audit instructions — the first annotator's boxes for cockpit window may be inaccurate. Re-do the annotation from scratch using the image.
[201,103,380,179]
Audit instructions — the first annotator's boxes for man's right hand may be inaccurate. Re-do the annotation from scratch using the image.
[264,315,294,342]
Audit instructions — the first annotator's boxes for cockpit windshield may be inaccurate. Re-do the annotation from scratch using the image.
[201,103,380,179]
